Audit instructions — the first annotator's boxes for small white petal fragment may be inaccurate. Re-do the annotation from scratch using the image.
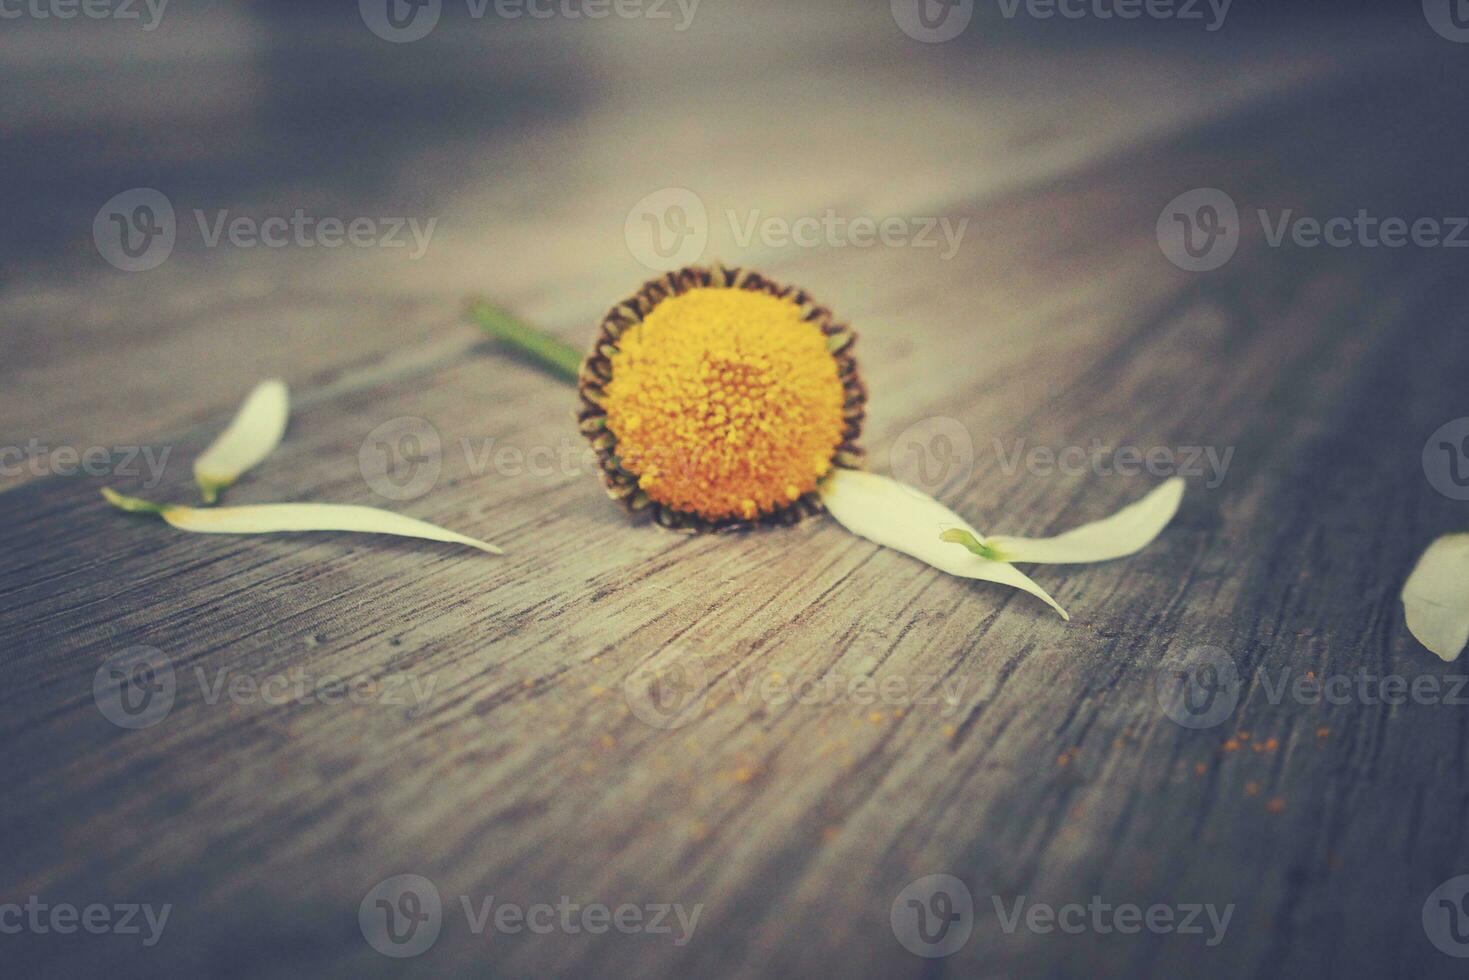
[193,379,289,504]
[818,469,1068,619]
[985,477,1185,565]
[102,488,502,555]
[1402,534,1469,662]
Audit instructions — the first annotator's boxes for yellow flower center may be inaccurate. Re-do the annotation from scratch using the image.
[603,287,847,522]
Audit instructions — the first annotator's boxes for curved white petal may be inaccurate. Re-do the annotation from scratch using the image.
[1402,534,1469,662]
[193,379,289,504]
[818,469,1068,620]
[986,477,1184,564]
[103,489,502,555]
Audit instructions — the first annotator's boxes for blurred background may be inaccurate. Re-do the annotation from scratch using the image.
[0,0,1433,474]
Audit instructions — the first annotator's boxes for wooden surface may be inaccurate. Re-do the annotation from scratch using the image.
[3,4,1468,978]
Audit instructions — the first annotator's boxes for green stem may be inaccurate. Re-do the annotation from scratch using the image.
[939,528,1006,562]
[101,487,168,516]
[467,301,583,385]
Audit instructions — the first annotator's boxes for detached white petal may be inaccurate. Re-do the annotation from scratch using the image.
[1402,534,1469,662]
[193,379,289,504]
[984,477,1185,564]
[818,469,1068,620]
[102,488,502,555]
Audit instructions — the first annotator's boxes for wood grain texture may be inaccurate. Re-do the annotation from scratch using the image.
[2,5,1467,978]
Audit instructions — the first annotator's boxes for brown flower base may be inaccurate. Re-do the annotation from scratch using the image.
[577,265,867,533]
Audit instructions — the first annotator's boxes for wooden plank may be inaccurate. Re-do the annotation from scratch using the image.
[3,12,1467,980]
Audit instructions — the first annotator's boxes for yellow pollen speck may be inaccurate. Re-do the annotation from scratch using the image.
[602,287,847,521]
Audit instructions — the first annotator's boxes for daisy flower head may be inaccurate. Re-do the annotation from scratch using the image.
[578,266,866,532]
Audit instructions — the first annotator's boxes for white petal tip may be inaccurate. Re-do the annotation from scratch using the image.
[987,478,1185,565]
[192,379,292,503]
[819,469,1069,619]
[1402,534,1469,662]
